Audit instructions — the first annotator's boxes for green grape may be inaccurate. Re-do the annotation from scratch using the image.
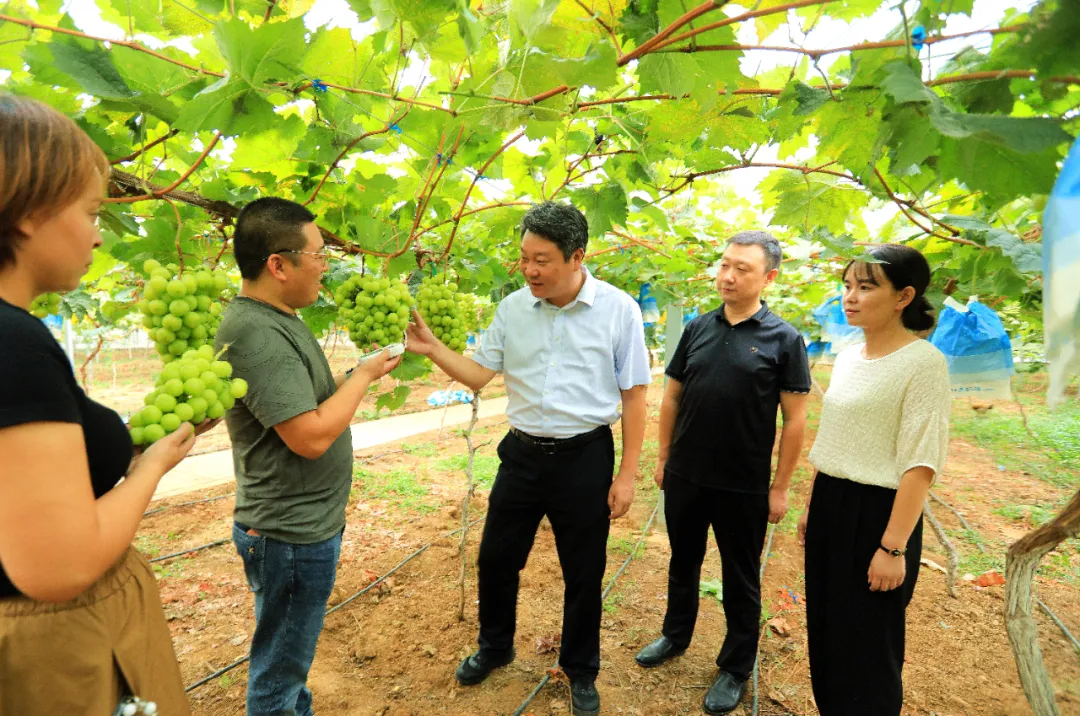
[230,378,248,399]
[160,413,181,433]
[141,405,163,425]
[174,403,195,422]
[201,372,222,392]
[179,363,200,381]
[143,424,165,443]
[221,392,236,410]
[188,396,209,415]
[130,427,146,445]
[129,412,145,429]
[184,377,206,396]
[211,360,232,378]
[154,394,178,413]
[207,401,226,419]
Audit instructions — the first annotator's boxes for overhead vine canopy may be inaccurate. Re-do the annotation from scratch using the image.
[0,0,1076,332]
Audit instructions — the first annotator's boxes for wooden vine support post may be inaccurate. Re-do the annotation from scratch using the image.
[457,391,482,621]
[1005,487,1080,716]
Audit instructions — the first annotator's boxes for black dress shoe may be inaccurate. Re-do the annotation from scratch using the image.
[454,648,515,686]
[634,636,686,668]
[570,677,600,715]
[703,670,747,715]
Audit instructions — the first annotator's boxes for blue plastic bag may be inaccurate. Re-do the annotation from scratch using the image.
[1043,136,1080,407]
[682,306,699,326]
[930,298,1014,399]
[637,283,660,326]
[812,294,863,354]
[427,389,474,407]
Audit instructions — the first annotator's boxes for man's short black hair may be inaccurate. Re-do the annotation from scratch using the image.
[233,197,316,280]
[520,201,589,260]
[728,230,782,273]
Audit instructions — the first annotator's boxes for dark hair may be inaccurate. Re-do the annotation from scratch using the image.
[844,244,936,332]
[520,201,589,260]
[727,230,782,272]
[0,94,109,269]
[233,197,316,280]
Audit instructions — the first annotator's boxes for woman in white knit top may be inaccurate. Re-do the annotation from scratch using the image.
[797,244,951,715]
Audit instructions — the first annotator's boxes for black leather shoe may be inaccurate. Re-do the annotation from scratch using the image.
[634,636,686,668]
[570,677,600,715]
[703,671,747,715]
[454,648,515,686]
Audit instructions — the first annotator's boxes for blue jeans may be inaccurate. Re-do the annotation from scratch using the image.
[233,523,342,716]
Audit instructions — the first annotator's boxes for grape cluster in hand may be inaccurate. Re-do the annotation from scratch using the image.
[416,276,468,353]
[128,345,248,445]
[335,276,413,348]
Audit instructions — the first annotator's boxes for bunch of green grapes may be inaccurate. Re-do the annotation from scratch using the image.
[456,291,493,336]
[30,292,61,318]
[416,276,468,353]
[127,345,248,446]
[334,276,413,348]
[137,259,234,362]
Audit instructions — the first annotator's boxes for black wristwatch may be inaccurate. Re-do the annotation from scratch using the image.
[345,366,356,379]
[879,544,906,558]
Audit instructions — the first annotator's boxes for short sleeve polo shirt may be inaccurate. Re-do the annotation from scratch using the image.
[664,303,811,493]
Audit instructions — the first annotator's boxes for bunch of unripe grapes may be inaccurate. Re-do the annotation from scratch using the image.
[30,292,61,318]
[416,276,468,353]
[127,345,248,446]
[335,277,413,348]
[137,260,234,362]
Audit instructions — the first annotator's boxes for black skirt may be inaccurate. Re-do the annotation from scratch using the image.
[804,472,923,716]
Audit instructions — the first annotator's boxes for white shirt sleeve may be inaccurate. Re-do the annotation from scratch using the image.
[614,299,652,390]
[896,352,952,483]
[472,298,507,372]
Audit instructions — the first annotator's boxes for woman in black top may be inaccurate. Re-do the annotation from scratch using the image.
[0,96,200,713]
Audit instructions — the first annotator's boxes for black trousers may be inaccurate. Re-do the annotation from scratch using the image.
[661,473,769,681]
[805,472,923,716]
[475,427,614,679]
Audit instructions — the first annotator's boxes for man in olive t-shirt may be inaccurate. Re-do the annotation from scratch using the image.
[216,198,398,716]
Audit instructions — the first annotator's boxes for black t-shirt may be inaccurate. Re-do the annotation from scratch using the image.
[0,297,133,597]
[665,303,811,494]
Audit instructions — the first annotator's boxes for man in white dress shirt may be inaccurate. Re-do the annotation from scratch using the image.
[405,201,650,716]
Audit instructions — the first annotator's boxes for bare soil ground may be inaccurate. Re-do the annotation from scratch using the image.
[129,369,1080,716]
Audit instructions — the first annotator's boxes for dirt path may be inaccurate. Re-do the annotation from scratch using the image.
[136,377,1080,716]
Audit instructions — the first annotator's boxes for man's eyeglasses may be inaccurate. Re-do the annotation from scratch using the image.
[263,249,331,262]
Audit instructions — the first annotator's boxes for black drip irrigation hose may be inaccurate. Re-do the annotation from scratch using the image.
[184,516,488,693]
[511,499,663,716]
[143,493,233,517]
[751,523,778,716]
[1036,598,1080,654]
[149,538,230,564]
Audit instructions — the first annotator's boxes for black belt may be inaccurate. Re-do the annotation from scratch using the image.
[508,425,610,454]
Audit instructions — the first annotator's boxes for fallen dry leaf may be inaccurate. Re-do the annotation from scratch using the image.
[767,617,791,637]
[535,634,561,654]
[975,570,1006,587]
[920,557,948,574]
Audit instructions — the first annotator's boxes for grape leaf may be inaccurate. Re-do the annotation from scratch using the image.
[376,385,412,412]
[214,17,308,88]
[571,182,628,237]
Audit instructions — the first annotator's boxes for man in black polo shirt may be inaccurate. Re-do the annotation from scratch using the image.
[635,231,810,715]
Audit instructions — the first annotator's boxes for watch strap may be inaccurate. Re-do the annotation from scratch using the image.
[879,544,906,557]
